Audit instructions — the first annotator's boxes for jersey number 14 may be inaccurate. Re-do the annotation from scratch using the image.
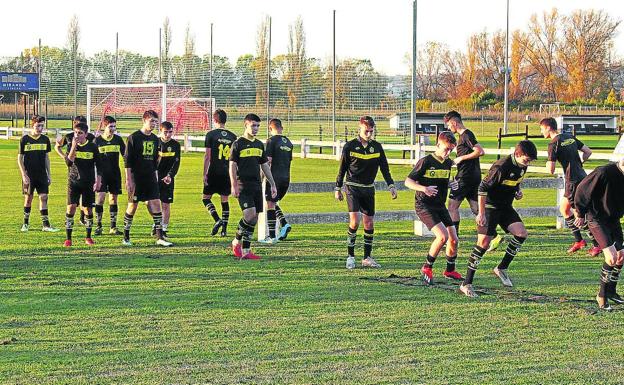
[218,144,231,160]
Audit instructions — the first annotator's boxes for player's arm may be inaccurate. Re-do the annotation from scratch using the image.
[261,162,277,199]
[167,144,181,179]
[17,153,29,185]
[456,143,485,164]
[228,160,239,197]
[404,158,432,195]
[123,136,135,193]
[579,145,592,163]
[334,144,350,200]
[54,135,69,161]
[94,147,103,191]
[378,146,396,190]
[45,154,52,185]
[67,137,78,162]
[203,147,211,184]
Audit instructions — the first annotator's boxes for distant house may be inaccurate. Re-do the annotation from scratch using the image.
[556,115,618,135]
[388,112,446,134]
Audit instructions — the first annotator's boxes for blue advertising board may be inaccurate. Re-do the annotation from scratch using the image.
[0,72,39,92]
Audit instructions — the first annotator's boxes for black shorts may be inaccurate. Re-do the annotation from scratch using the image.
[564,179,581,206]
[448,177,480,202]
[415,205,454,230]
[587,214,624,251]
[238,183,263,213]
[98,172,122,195]
[131,174,159,203]
[203,174,231,196]
[68,182,95,206]
[345,185,375,216]
[23,176,49,195]
[478,206,523,236]
[159,179,175,203]
[265,180,290,202]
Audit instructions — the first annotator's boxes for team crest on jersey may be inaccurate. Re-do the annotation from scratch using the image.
[243,202,248,208]
[282,137,287,143]
[355,147,360,150]
[221,131,228,137]
[520,170,525,176]
[510,173,514,177]
[369,147,374,153]
[167,147,171,152]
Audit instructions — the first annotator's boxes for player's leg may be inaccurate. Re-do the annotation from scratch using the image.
[447,198,462,233]
[147,198,171,246]
[83,199,95,245]
[203,192,221,225]
[346,211,361,269]
[39,192,57,231]
[561,196,585,253]
[239,207,260,259]
[219,194,230,237]
[264,200,277,241]
[22,192,34,231]
[421,222,450,284]
[460,233,491,297]
[275,181,291,240]
[361,214,379,268]
[109,194,121,235]
[94,191,106,235]
[161,202,170,237]
[443,225,463,280]
[493,220,528,287]
[123,201,139,245]
[64,203,78,246]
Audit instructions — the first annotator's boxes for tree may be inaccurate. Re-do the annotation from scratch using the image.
[67,14,80,115]
[162,17,172,82]
[254,16,270,107]
[286,16,307,112]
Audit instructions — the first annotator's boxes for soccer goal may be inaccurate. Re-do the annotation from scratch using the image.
[86,83,215,133]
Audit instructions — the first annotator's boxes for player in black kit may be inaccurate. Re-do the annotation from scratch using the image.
[540,117,599,256]
[122,110,172,247]
[17,115,59,232]
[94,116,126,236]
[157,121,181,239]
[459,140,537,297]
[259,118,293,244]
[574,159,624,310]
[63,123,104,247]
[203,109,237,237]
[229,113,277,260]
[405,132,463,284]
[335,116,397,269]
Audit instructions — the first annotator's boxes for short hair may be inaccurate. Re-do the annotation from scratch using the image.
[102,116,116,126]
[515,140,538,160]
[444,110,462,124]
[143,110,159,120]
[359,116,375,128]
[539,117,557,131]
[31,115,45,125]
[73,122,89,133]
[438,131,457,146]
[73,115,87,125]
[244,113,260,123]
[269,118,283,130]
[213,109,227,124]
[160,121,174,131]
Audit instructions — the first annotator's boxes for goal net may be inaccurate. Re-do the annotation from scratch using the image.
[87,83,215,134]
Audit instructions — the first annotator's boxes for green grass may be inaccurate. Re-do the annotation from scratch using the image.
[1,144,623,384]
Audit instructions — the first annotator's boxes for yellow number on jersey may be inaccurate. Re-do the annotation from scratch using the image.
[143,141,155,156]
[218,144,231,160]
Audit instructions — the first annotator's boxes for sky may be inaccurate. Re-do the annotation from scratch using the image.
[1,0,622,75]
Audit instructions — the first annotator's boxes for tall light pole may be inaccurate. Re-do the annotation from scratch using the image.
[503,0,510,134]
[411,0,417,148]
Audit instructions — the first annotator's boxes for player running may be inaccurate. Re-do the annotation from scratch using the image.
[157,121,181,239]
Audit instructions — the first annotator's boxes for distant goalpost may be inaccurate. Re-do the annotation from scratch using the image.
[86,83,215,134]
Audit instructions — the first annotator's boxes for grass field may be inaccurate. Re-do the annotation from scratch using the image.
[1,141,623,384]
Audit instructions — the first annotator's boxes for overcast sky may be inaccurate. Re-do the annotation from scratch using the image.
[2,0,622,75]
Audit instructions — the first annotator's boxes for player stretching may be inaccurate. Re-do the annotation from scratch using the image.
[405,131,463,283]
[18,115,59,232]
[574,159,624,310]
[229,114,277,259]
[203,109,237,237]
[122,110,172,247]
[157,121,181,239]
[63,123,104,246]
[94,116,126,235]
[459,140,537,297]
[540,117,599,256]
[260,118,293,243]
[335,116,397,269]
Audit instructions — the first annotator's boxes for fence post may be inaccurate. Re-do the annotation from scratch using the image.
[183,134,189,153]
[300,138,307,159]
[335,140,342,161]
[556,176,566,229]
[497,127,502,160]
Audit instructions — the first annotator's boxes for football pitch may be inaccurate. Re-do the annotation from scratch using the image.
[1,142,623,384]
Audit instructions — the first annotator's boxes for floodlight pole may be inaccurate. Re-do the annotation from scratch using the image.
[158,28,162,83]
[266,16,272,138]
[410,0,417,149]
[115,32,118,85]
[37,38,41,117]
[209,23,213,130]
[332,10,336,143]
[503,0,510,135]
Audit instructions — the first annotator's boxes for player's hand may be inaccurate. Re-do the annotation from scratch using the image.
[71,137,78,148]
[449,179,459,190]
[574,215,585,229]
[270,184,277,199]
[389,186,397,200]
[335,189,343,201]
[423,186,438,197]
[22,174,30,185]
[476,212,486,227]
[203,174,209,186]
[515,190,523,200]
[64,157,73,167]
[162,175,172,185]
[93,180,101,192]
[453,156,463,165]
[232,184,240,198]
[616,250,624,265]
[126,179,135,196]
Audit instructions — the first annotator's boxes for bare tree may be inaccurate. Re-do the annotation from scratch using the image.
[67,14,80,116]
[183,23,196,85]
[254,16,270,107]
[286,16,306,111]
[162,17,172,82]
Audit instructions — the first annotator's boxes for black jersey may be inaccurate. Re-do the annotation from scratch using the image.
[456,129,481,180]
[575,163,624,220]
[408,154,453,208]
[157,138,181,179]
[205,128,237,176]
[95,134,125,176]
[266,134,293,181]
[478,155,527,209]
[229,136,268,185]
[336,138,394,188]
[68,141,103,184]
[59,132,96,152]
[124,130,160,177]
[547,133,586,183]
[19,134,51,180]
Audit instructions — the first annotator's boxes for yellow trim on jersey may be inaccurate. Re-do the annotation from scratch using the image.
[75,151,94,159]
[159,151,176,157]
[501,177,524,186]
[99,145,121,153]
[345,181,375,188]
[23,143,47,151]
[561,138,576,146]
[423,169,451,178]
[349,151,380,160]
[239,148,263,158]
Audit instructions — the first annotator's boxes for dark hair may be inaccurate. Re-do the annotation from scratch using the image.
[539,117,557,131]
[31,115,45,125]
[73,122,89,133]
[438,131,457,145]
[244,113,261,123]
[444,110,462,124]
[269,118,283,130]
[102,116,116,126]
[359,116,375,128]
[143,110,159,120]
[515,140,538,160]
[213,109,227,124]
[73,115,87,125]
[160,121,174,131]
